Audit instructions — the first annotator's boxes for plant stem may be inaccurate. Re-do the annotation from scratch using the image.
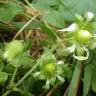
[2,90,11,96]
[2,67,18,96]
[46,83,60,96]
[15,63,39,87]
[10,67,18,86]
[24,0,36,11]
[2,63,39,96]
[13,13,39,39]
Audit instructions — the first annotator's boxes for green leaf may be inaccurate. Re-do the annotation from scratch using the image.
[0,1,23,21]
[10,55,35,67]
[0,72,8,84]
[32,0,96,22]
[32,0,58,6]
[32,0,58,11]
[67,62,82,96]
[4,64,15,74]
[39,22,57,39]
[83,64,92,96]
[43,10,65,28]
[32,0,65,28]
[58,0,96,21]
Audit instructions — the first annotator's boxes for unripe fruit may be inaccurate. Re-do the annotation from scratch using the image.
[76,30,92,43]
[42,63,57,78]
[4,40,24,61]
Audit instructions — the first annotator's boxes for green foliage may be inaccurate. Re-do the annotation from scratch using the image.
[0,1,23,21]
[0,0,96,96]
[31,0,96,24]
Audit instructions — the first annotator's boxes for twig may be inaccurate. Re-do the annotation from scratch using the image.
[13,14,39,39]
[15,63,39,87]
[24,0,36,11]
[46,83,60,96]
[2,90,11,96]
[39,90,48,96]
[26,30,33,39]
[63,85,69,96]
[0,19,15,30]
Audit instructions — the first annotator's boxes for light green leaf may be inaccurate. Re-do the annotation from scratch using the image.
[10,55,35,67]
[32,0,96,22]
[58,0,96,21]
[0,1,23,21]
[32,0,65,28]
[43,10,65,28]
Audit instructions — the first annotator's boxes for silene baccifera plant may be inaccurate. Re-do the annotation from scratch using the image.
[32,50,68,89]
[58,12,95,61]
[2,40,69,91]
[1,12,96,96]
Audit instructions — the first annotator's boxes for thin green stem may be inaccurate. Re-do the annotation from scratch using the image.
[10,67,18,86]
[2,90,11,96]
[15,63,39,87]
[13,13,39,39]
[24,0,32,8]
[24,0,36,11]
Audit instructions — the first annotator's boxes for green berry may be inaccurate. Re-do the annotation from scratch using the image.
[4,40,24,61]
[76,30,92,43]
[42,63,57,78]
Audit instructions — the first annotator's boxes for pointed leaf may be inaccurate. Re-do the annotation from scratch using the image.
[39,22,57,39]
